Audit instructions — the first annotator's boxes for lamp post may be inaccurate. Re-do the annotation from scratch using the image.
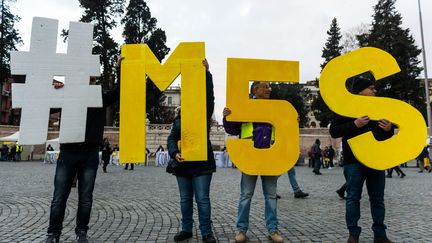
[418,0,431,142]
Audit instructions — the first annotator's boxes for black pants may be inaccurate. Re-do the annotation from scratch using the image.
[125,163,134,170]
[387,166,405,177]
[48,149,99,236]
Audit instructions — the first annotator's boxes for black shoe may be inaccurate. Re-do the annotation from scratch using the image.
[276,194,281,199]
[400,174,406,178]
[45,234,60,243]
[336,189,345,199]
[174,231,193,242]
[374,237,393,243]
[103,168,107,173]
[315,171,322,175]
[294,191,309,198]
[71,182,77,188]
[203,234,216,243]
[77,231,88,243]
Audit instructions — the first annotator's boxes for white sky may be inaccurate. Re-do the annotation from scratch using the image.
[11,0,432,122]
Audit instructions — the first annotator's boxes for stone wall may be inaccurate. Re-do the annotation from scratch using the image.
[0,125,340,161]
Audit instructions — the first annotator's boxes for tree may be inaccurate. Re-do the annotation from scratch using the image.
[0,0,22,120]
[313,18,343,127]
[270,82,309,128]
[121,0,172,124]
[357,0,424,114]
[341,23,369,54]
[78,0,125,125]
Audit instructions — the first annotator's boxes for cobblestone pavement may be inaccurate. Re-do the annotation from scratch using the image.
[0,161,431,242]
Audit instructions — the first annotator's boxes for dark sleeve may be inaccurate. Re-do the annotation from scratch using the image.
[329,117,358,139]
[102,83,120,107]
[167,119,181,159]
[206,71,215,122]
[222,117,242,136]
[374,124,395,141]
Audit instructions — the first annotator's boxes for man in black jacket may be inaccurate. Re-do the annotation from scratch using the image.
[329,77,394,243]
[45,76,120,243]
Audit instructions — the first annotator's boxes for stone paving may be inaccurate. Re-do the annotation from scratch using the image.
[0,161,431,242]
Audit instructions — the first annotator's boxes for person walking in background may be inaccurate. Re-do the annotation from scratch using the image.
[417,146,431,173]
[329,76,395,243]
[101,138,112,173]
[312,139,322,175]
[167,59,216,243]
[328,145,335,169]
[386,166,406,178]
[277,168,309,199]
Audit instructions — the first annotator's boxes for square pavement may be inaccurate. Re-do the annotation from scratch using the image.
[0,162,431,242]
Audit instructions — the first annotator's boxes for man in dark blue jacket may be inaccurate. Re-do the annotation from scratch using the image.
[167,59,216,243]
[329,77,394,243]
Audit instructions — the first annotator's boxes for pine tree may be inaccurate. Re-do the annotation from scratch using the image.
[357,0,424,112]
[270,83,309,128]
[78,0,125,125]
[0,0,22,123]
[121,0,172,124]
[313,18,343,127]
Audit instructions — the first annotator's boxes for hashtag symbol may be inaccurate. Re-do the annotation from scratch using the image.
[10,17,102,144]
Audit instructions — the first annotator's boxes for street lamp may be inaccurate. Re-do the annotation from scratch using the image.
[418,0,431,143]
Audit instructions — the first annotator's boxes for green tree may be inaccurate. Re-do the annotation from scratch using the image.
[270,83,309,128]
[357,0,424,114]
[0,0,22,121]
[121,0,172,124]
[78,0,125,125]
[313,17,343,127]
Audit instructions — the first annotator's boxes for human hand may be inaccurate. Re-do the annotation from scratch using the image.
[378,119,392,132]
[175,153,184,162]
[52,80,64,89]
[354,116,370,128]
[223,107,231,117]
[203,59,209,71]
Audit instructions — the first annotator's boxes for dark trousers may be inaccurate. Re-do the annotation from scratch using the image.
[313,158,321,172]
[47,149,99,236]
[125,163,134,170]
[102,157,110,172]
[344,163,386,238]
[387,166,405,177]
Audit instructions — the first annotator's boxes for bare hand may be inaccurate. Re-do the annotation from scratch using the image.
[175,153,184,162]
[223,107,231,117]
[52,81,64,89]
[378,119,392,132]
[354,116,370,128]
[203,59,209,71]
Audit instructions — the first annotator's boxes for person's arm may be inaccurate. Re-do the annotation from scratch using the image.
[222,108,242,136]
[329,116,362,138]
[204,59,215,122]
[167,119,181,160]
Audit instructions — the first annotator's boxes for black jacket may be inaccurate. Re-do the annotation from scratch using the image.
[167,71,216,177]
[329,116,394,165]
[60,85,120,151]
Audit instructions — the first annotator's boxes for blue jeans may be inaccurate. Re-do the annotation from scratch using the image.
[287,168,300,193]
[344,163,386,238]
[176,174,213,237]
[237,173,278,233]
[47,149,99,236]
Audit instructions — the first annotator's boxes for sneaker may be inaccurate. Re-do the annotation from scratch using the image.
[374,237,394,243]
[174,231,192,242]
[45,234,60,243]
[294,191,309,198]
[347,235,359,243]
[336,189,345,199]
[203,234,216,243]
[76,231,88,243]
[268,231,284,243]
[234,231,246,243]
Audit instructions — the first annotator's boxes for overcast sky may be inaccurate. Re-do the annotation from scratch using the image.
[11,0,432,122]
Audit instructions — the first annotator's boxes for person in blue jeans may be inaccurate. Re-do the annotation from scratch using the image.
[167,59,216,243]
[223,81,284,243]
[45,75,120,243]
[329,76,394,243]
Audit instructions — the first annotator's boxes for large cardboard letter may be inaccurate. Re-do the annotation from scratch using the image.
[226,58,299,175]
[320,47,427,170]
[120,43,206,163]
